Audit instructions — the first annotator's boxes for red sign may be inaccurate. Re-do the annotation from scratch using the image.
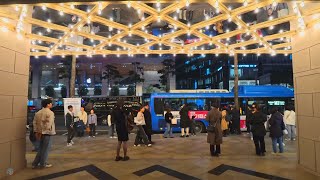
[188,111,208,120]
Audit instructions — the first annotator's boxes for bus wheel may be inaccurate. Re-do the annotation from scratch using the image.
[195,121,205,133]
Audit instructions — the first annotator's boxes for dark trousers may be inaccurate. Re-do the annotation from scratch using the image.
[89,124,96,136]
[135,125,150,145]
[210,145,221,155]
[143,126,152,142]
[253,135,266,155]
[190,121,196,135]
[67,127,75,143]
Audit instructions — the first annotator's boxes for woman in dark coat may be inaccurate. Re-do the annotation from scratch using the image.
[206,104,222,157]
[179,104,191,137]
[250,104,267,156]
[269,107,285,154]
[113,100,129,161]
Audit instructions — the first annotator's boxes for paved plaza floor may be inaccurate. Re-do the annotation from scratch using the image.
[7,133,320,180]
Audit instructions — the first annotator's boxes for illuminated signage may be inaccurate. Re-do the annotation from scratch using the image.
[268,101,285,106]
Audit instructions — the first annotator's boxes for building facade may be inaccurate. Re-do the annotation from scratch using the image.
[176,54,293,91]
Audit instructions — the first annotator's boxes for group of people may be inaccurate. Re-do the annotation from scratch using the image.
[65,106,98,147]
[30,98,297,168]
[206,102,296,157]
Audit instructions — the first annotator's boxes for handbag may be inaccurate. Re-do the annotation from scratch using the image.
[283,129,288,135]
[207,120,218,133]
[171,118,177,125]
[107,115,111,127]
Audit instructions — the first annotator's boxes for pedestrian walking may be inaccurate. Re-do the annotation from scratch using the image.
[246,105,254,140]
[230,105,241,134]
[163,109,174,138]
[134,106,152,147]
[221,109,229,137]
[109,109,117,139]
[66,105,75,147]
[284,105,296,141]
[32,99,56,169]
[206,104,223,157]
[250,104,267,156]
[269,107,285,154]
[179,104,190,137]
[143,103,153,143]
[190,115,197,136]
[113,100,130,161]
[88,109,97,138]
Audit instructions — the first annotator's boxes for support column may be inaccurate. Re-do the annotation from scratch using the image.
[292,8,320,176]
[0,6,31,179]
[234,54,239,110]
[70,55,76,97]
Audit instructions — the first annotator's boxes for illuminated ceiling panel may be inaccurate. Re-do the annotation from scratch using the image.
[0,0,319,57]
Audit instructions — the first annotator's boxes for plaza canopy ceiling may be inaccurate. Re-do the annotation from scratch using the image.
[0,0,320,57]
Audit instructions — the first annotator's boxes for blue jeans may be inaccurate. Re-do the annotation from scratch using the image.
[164,123,173,137]
[272,137,284,153]
[32,135,52,167]
[32,140,40,152]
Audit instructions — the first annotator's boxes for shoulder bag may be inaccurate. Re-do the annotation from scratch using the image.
[207,119,218,133]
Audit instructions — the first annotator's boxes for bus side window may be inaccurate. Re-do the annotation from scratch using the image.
[154,98,164,115]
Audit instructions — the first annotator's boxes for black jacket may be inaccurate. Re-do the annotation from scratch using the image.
[65,113,74,128]
[250,111,267,136]
[231,108,240,123]
[165,112,173,123]
[144,109,152,129]
[269,112,285,138]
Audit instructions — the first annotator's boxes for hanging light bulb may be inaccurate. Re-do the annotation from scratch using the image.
[41,5,47,11]
[156,1,160,8]
[243,0,248,6]
[46,28,51,32]
[186,0,190,7]
[272,0,277,7]
[70,4,75,9]
[157,16,161,22]
[127,1,131,8]
[300,0,305,7]
[254,8,259,14]
[59,11,64,16]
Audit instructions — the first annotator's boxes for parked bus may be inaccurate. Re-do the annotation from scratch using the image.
[150,86,294,133]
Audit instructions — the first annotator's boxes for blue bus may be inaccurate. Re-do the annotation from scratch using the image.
[150,86,294,133]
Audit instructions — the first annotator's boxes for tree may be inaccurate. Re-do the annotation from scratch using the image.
[102,64,122,96]
[70,55,77,97]
[158,59,175,92]
[61,85,67,98]
[128,70,145,83]
[127,85,135,96]
[110,85,120,96]
[94,86,102,95]
[77,85,89,97]
[45,85,55,98]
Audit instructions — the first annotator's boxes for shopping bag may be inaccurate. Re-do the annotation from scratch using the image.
[171,118,177,125]
[107,115,111,126]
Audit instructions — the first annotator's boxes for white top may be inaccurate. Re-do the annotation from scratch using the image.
[77,111,88,125]
[135,112,146,125]
[284,110,296,126]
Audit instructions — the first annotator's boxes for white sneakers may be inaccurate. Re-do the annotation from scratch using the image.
[147,144,152,147]
[71,140,74,145]
[110,136,117,139]
[67,143,72,147]
[93,136,96,138]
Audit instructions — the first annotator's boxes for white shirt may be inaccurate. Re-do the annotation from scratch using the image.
[284,110,296,126]
[77,111,88,125]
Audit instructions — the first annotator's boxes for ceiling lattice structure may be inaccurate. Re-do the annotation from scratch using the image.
[0,0,320,57]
